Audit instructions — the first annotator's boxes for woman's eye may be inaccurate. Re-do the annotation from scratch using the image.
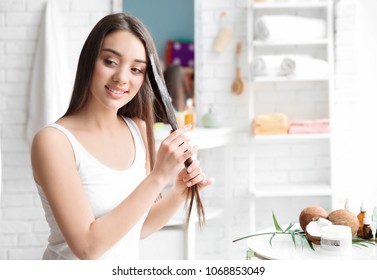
[104,59,117,66]
[131,68,143,74]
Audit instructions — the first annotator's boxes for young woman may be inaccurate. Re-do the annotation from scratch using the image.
[31,13,213,260]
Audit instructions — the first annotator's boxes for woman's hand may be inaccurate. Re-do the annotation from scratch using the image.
[152,124,196,182]
[172,159,214,199]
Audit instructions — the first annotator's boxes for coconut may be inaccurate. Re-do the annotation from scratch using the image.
[299,206,329,231]
[327,209,359,237]
[305,217,333,245]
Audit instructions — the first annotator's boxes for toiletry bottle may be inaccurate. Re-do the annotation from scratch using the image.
[184,98,195,129]
[201,104,220,128]
[344,198,350,211]
[357,201,366,238]
[372,206,377,242]
[363,217,373,240]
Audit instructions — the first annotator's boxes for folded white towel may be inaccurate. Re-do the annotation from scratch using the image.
[253,55,285,76]
[281,56,330,77]
[280,57,296,76]
[26,1,72,144]
[252,55,311,76]
[255,15,326,41]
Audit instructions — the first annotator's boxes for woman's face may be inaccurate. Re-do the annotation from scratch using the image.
[89,30,147,111]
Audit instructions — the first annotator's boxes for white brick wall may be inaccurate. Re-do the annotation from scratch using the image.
[0,0,114,260]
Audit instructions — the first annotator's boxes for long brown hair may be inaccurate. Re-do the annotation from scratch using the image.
[63,13,158,170]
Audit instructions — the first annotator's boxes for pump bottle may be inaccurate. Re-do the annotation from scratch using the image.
[357,201,366,238]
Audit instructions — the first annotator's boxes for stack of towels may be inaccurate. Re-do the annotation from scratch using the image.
[288,119,330,134]
[254,15,326,42]
[253,113,289,135]
[253,114,330,135]
[252,55,329,78]
[252,14,329,78]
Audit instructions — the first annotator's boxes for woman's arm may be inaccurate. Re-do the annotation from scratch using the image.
[31,124,193,260]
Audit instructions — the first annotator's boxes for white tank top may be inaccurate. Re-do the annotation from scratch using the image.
[36,117,148,259]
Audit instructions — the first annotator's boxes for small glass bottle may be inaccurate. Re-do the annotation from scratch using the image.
[357,201,366,238]
[371,206,377,242]
[363,217,373,240]
[184,98,195,129]
[344,198,350,211]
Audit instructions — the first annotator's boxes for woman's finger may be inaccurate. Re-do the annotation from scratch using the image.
[183,167,201,183]
[164,124,192,144]
[186,159,200,174]
[197,177,215,189]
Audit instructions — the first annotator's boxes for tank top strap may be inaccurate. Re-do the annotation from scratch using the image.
[46,123,82,167]
[122,117,146,162]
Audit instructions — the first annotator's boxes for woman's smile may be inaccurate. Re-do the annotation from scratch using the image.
[105,85,128,99]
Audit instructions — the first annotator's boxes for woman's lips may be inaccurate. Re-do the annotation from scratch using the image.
[105,85,128,99]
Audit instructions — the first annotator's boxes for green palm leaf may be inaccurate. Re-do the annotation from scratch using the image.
[272,212,283,232]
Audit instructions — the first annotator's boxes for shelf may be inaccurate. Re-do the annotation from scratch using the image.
[253,76,330,82]
[253,39,329,46]
[252,184,332,198]
[253,133,330,141]
[253,1,330,10]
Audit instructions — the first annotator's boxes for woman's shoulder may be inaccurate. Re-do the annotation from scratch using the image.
[31,124,72,154]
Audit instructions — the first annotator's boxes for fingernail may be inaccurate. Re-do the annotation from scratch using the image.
[187,167,192,173]
[186,181,192,187]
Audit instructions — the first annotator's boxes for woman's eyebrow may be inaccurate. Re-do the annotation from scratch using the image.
[102,48,147,64]
[102,48,122,57]
[135,59,147,65]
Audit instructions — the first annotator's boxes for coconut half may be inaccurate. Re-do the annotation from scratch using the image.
[299,206,329,232]
[305,217,333,245]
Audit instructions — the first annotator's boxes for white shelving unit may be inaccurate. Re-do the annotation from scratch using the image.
[247,0,335,231]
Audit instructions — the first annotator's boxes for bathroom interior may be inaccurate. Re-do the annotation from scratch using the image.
[1,0,377,260]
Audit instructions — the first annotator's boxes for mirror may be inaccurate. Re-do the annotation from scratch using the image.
[123,0,195,120]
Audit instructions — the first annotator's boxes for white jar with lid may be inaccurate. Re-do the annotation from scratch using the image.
[320,225,352,256]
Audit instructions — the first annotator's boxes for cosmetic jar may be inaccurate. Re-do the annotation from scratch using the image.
[320,225,352,255]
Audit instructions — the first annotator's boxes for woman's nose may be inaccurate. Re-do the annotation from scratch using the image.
[112,68,129,85]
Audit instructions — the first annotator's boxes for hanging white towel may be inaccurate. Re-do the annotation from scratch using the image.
[26,0,71,144]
